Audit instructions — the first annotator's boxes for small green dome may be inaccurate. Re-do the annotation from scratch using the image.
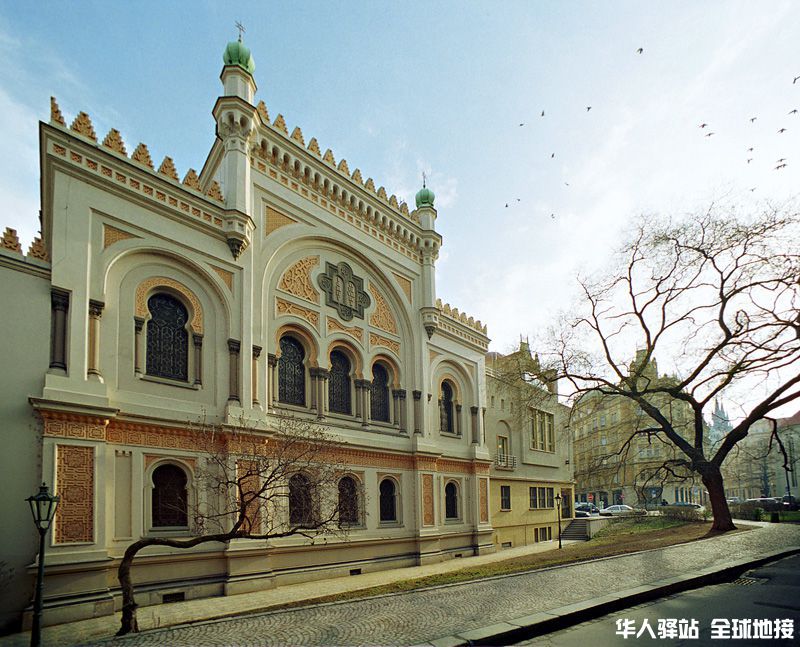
[223,39,255,75]
[415,185,435,209]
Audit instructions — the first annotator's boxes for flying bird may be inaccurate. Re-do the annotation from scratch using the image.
[586,106,592,111]
[794,76,800,84]
[551,153,555,158]
[565,182,570,186]
[550,213,555,219]
[699,123,708,128]
[747,158,753,164]
[775,163,787,170]
[636,47,643,54]
[749,187,757,192]
[777,158,787,163]
[705,132,715,137]
[519,123,525,127]
[778,128,788,133]
[747,147,754,152]
[541,110,545,117]
[505,203,509,208]
[789,109,798,115]
[516,198,521,202]
[749,117,757,123]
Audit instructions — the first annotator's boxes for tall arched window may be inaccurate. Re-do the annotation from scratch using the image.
[440,381,455,434]
[328,350,352,414]
[370,364,391,422]
[278,336,306,406]
[338,476,359,526]
[379,478,397,523]
[152,464,188,527]
[289,473,313,525]
[445,481,459,520]
[146,293,189,381]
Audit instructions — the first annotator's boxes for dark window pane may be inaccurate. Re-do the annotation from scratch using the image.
[501,485,511,510]
[338,476,359,525]
[370,364,390,422]
[152,464,188,527]
[440,382,454,433]
[146,294,189,381]
[329,350,351,414]
[379,478,397,522]
[289,474,313,525]
[278,337,306,405]
[445,482,458,519]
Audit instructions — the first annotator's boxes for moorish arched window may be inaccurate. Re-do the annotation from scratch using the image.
[289,473,313,526]
[440,381,455,434]
[370,364,391,423]
[338,476,360,526]
[445,481,459,520]
[278,336,306,406]
[146,293,189,381]
[379,478,397,523]
[151,464,188,527]
[328,350,352,415]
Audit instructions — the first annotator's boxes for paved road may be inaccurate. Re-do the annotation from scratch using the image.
[81,524,800,647]
[518,554,800,646]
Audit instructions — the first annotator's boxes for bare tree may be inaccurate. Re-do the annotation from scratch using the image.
[117,414,351,635]
[543,206,799,532]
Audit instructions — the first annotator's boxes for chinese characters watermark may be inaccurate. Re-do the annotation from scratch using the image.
[615,618,794,640]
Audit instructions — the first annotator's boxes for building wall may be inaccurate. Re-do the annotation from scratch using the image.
[0,247,51,633]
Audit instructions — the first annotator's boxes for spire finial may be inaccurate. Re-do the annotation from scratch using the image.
[235,20,246,42]
[422,171,427,189]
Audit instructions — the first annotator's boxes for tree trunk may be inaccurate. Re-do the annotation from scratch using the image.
[701,465,736,532]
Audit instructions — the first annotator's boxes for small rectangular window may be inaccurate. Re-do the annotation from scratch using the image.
[546,487,554,508]
[500,485,511,510]
[529,486,538,509]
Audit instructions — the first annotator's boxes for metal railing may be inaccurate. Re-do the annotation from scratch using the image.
[495,452,517,469]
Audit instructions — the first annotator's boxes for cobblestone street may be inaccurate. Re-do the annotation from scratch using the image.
[78,523,800,646]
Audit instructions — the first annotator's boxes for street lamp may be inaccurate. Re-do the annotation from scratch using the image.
[554,492,563,549]
[26,483,59,647]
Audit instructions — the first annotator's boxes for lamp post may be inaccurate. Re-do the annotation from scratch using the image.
[554,492,563,549]
[26,483,59,647]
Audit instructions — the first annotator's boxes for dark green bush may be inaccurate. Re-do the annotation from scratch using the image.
[660,506,703,521]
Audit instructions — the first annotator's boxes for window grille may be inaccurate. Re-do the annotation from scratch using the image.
[152,464,188,527]
[338,476,359,525]
[146,294,189,381]
[370,364,391,422]
[278,336,305,405]
[328,350,352,414]
[289,474,313,525]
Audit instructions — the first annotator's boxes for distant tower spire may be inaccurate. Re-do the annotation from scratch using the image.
[422,171,427,189]
[235,20,246,42]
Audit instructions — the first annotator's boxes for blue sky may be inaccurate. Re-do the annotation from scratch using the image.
[1,1,799,358]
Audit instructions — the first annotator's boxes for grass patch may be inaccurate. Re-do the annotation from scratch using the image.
[779,511,800,522]
[268,518,746,612]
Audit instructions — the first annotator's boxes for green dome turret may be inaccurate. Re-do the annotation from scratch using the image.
[223,38,255,75]
[415,184,435,209]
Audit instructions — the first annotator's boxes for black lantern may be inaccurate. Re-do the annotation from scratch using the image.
[26,483,59,647]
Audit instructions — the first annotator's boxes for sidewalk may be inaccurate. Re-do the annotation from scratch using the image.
[2,522,799,646]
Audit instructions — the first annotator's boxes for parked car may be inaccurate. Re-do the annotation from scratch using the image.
[599,504,639,516]
[726,496,742,504]
[574,510,591,518]
[671,502,706,513]
[575,502,600,515]
[782,495,799,511]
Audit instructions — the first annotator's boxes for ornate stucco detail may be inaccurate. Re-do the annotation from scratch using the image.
[206,180,224,202]
[290,126,305,146]
[307,138,321,157]
[182,168,201,190]
[256,100,270,124]
[327,317,363,343]
[278,256,320,304]
[422,474,434,526]
[370,332,400,355]
[158,156,179,181]
[55,445,94,544]
[400,202,410,216]
[351,168,363,184]
[337,159,350,175]
[276,296,319,327]
[1,227,22,253]
[211,265,234,291]
[323,149,336,166]
[135,277,204,334]
[69,111,97,141]
[102,224,139,249]
[365,178,376,192]
[101,128,128,156]
[131,143,154,169]
[50,96,66,126]
[318,261,370,321]
[265,205,298,235]
[368,284,397,334]
[389,195,399,209]
[377,186,388,201]
[392,272,412,302]
[479,477,489,523]
[436,298,488,334]
[28,237,49,261]
[273,114,288,134]
[42,415,107,440]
